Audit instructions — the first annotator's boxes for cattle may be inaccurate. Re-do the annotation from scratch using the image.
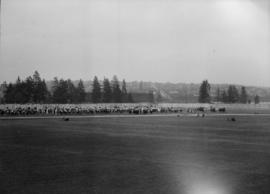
[218,107,226,112]
[63,117,70,121]
[197,113,205,117]
[0,104,228,117]
[210,107,216,112]
[227,117,236,122]
[133,108,140,114]
[197,107,205,112]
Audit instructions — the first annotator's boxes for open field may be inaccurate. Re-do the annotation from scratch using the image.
[1,115,270,194]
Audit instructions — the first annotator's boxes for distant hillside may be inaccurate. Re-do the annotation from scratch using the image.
[46,80,270,103]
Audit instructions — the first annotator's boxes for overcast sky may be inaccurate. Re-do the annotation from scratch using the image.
[0,0,269,86]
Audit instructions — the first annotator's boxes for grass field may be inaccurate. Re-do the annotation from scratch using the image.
[1,115,270,194]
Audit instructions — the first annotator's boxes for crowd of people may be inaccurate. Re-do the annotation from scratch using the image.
[0,103,226,117]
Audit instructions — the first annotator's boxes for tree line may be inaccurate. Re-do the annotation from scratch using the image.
[0,71,133,104]
[198,80,260,104]
[0,72,261,104]
[2,71,49,103]
[91,75,133,103]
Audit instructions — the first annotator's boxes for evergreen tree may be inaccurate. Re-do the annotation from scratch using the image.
[122,79,127,95]
[9,77,30,103]
[51,77,59,102]
[0,81,7,92]
[14,77,24,103]
[32,71,48,103]
[32,71,41,102]
[16,76,21,84]
[4,83,15,103]
[40,79,49,103]
[3,72,48,104]
[254,95,260,104]
[52,77,59,92]
[0,81,7,91]
[0,81,7,103]
[92,76,101,103]
[25,76,34,102]
[77,79,86,103]
[20,80,32,103]
[240,86,248,104]
[121,79,128,102]
[66,79,76,103]
[198,80,211,103]
[102,78,112,103]
[51,77,59,103]
[112,75,122,102]
[60,79,69,103]
[53,79,69,103]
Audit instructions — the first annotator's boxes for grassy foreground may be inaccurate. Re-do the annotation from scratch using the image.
[0,115,270,194]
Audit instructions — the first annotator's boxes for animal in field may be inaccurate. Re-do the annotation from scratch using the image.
[227,117,236,122]
[210,107,216,112]
[63,117,70,121]
[218,107,226,112]
[197,107,205,112]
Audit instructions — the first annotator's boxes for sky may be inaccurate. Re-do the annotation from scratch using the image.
[0,0,270,86]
